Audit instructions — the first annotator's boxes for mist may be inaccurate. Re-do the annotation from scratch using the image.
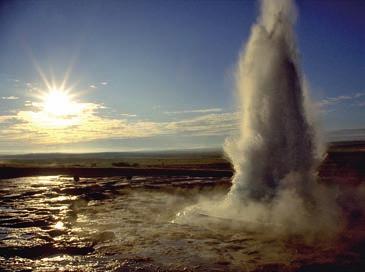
[175,0,365,240]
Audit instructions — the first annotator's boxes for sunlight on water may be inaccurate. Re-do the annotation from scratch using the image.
[33,175,62,185]
[54,221,64,230]
[0,175,362,271]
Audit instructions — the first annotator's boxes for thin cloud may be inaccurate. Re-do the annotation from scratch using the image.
[2,96,19,100]
[89,84,97,89]
[354,93,365,98]
[317,92,365,108]
[0,107,238,145]
[3,102,162,144]
[25,103,32,107]
[164,112,238,136]
[0,115,15,123]
[100,81,108,86]
[120,113,137,117]
[164,108,222,114]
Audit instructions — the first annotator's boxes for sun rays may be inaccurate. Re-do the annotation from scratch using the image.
[24,59,90,128]
[43,88,74,116]
[30,85,83,128]
[40,86,89,120]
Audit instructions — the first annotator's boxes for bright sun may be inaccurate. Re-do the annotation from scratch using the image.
[27,65,89,128]
[43,89,73,116]
[34,87,86,127]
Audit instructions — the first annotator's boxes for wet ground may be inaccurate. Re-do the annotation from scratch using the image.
[0,176,364,271]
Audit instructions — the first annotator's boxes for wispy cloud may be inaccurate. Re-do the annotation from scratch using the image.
[0,104,238,145]
[24,101,33,107]
[1,103,162,144]
[120,113,137,117]
[100,81,108,86]
[89,84,97,89]
[2,96,19,100]
[0,115,15,123]
[317,92,365,108]
[164,108,222,115]
[164,112,238,136]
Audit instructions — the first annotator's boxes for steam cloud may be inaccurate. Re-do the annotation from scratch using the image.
[222,0,338,236]
[225,0,318,202]
[174,0,365,240]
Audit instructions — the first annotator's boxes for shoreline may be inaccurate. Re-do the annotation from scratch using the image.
[1,147,363,182]
[0,166,234,179]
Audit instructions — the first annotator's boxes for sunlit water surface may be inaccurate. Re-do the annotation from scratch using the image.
[0,176,362,271]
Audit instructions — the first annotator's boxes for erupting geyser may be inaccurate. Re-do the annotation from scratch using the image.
[225,0,320,202]
[176,0,364,238]
[176,0,336,235]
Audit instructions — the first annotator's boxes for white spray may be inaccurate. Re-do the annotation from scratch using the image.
[225,0,320,203]
[220,0,337,235]
[175,0,363,238]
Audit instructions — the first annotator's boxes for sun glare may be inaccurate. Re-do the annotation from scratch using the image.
[25,63,95,129]
[28,85,87,128]
[43,89,73,116]
[54,221,64,230]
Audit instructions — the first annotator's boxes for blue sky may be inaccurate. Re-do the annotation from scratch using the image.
[0,0,364,153]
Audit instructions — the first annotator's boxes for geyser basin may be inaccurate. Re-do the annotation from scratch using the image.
[1,176,362,272]
[171,1,365,270]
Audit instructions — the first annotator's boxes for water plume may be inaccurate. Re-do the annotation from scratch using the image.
[174,0,331,237]
[222,0,334,235]
[225,0,319,202]
[175,0,365,240]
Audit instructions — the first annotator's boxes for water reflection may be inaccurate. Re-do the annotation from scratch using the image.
[0,175,361,271]
[54,221,64,230]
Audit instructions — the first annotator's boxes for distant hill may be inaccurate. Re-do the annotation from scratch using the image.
[0,148,222,161]
[1,141,364,161]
